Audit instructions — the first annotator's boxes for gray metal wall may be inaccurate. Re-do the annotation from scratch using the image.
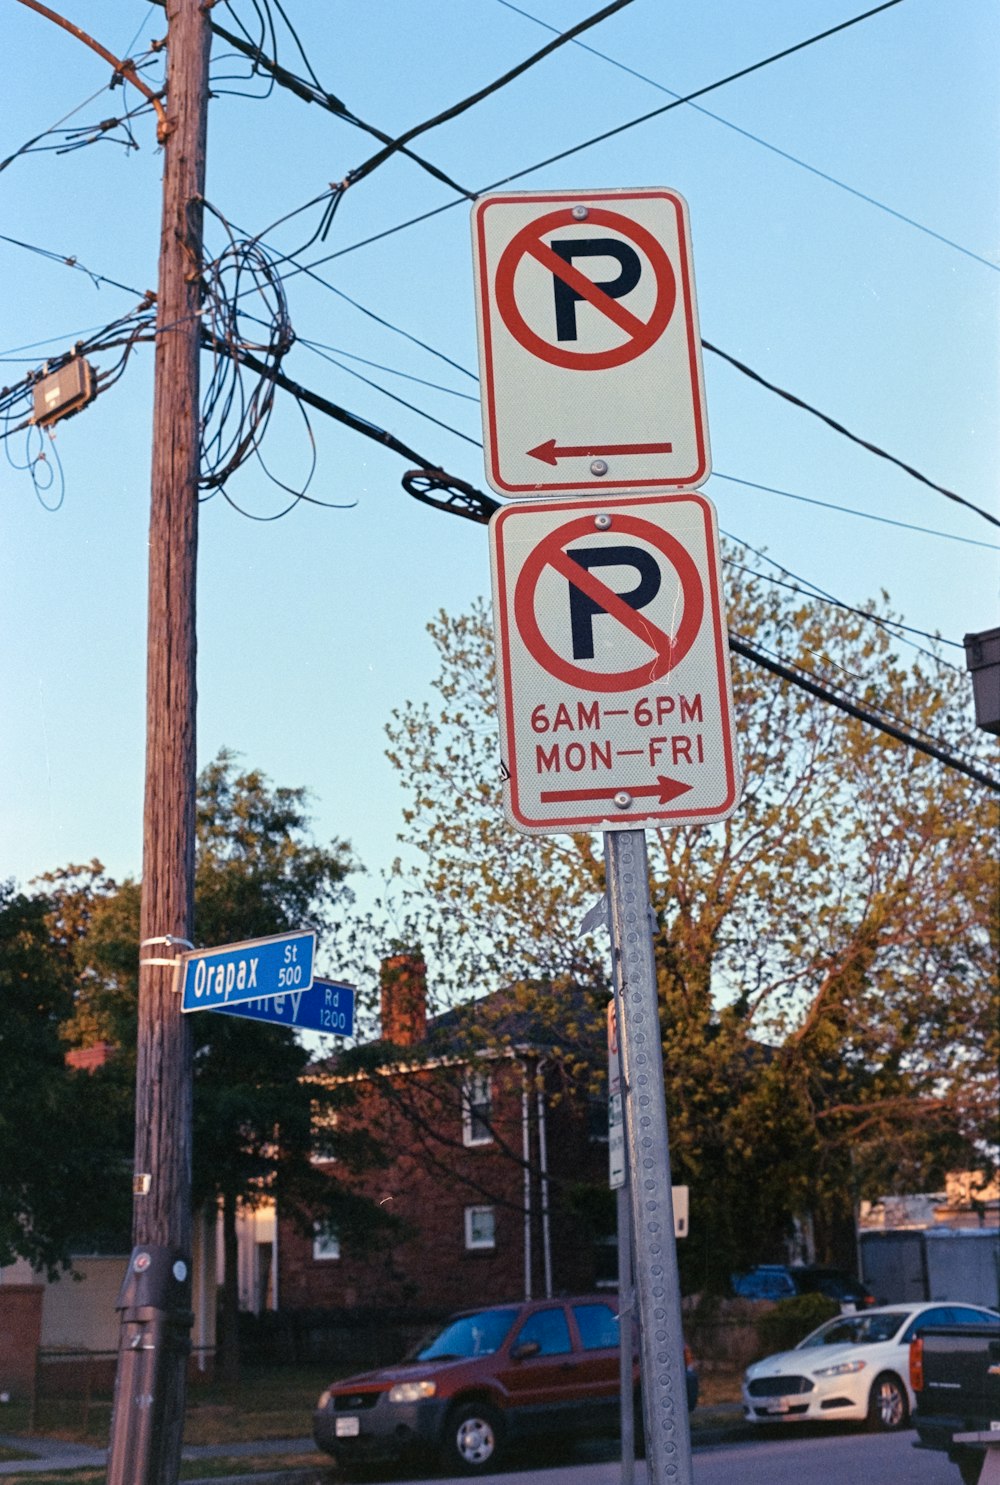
[860,1229,1000,1309]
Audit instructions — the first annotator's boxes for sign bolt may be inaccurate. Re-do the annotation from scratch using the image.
[614,791,633,809]
[590,458,609,476]
[594,513,613,530]
[571,205,589,220]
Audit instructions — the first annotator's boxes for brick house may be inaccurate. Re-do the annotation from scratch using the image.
[274,956,611,1322]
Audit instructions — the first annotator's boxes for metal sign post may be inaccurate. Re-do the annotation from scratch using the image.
[607,828,693,1485]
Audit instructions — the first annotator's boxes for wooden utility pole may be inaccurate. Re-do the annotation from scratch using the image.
[106,4,211,1482]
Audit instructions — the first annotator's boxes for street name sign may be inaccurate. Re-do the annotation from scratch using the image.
[471,187,710,496]
[179,929,315,1014]
[209,978,355,1037]
[489,490,740,834]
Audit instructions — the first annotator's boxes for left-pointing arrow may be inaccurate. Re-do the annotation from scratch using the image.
[527,438,674,466]
[540,776,693,805]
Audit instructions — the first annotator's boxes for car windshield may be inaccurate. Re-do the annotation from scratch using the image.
[798,1312,909,1349]
[414,1308,520,1361]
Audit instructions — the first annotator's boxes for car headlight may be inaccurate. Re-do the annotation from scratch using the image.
[317,1390,331,1409]
[813,1360,867,1378]
[388,1380,437,1403]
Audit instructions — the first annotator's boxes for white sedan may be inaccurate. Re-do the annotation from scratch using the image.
[742,1301,999,1431]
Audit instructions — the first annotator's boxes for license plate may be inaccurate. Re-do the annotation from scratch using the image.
[335,1416,360,1437]
[765,1401,790,1414]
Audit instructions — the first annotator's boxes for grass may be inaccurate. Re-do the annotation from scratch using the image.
[0,1363,335,1450]
[0,1361,746,1483]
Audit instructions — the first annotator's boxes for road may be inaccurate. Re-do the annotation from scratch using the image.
[322,1430,960,1485]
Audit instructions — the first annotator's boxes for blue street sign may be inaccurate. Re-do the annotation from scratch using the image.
[210,979,355,1037]
[179,930,315,1013]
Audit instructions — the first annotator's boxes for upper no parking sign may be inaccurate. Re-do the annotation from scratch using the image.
[471,188,711,496]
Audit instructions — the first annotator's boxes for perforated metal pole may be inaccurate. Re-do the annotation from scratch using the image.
[606,828,693,1485]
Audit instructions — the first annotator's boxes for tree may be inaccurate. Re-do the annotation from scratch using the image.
[49,751,393,1379]
[384,557,999,1289]
[0,881,132,1274]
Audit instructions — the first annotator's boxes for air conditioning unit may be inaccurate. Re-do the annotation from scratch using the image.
[32,358,95,427]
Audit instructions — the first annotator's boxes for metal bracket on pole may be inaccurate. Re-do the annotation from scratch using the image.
[138,935,193,968]
[606,828,693,1485]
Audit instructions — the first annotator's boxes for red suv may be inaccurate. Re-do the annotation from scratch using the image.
[313,1294,697,1473]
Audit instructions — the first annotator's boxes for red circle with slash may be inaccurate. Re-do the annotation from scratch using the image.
[513,514,704,692]
[494,207,677,371]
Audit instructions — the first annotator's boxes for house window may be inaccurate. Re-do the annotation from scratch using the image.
[462,1071,493,1146]
[464,1205,496,1251]
[310,1103,339,1163]
[313,1225,341,1261]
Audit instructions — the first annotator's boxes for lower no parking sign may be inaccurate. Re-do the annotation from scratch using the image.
[489,492,741,834]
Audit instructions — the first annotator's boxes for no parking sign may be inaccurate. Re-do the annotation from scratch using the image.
[471,187,710,495]
[489,490,740,834]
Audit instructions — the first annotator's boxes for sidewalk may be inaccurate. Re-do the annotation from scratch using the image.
[0,1433,317,1478]
[0,1410,751,1481]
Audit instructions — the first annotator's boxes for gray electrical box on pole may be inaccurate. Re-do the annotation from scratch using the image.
[964,627,1000,735]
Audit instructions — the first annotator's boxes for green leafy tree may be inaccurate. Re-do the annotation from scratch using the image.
[384,560,999,1290]
[0,881,131,1274]
[49,751,393,1379]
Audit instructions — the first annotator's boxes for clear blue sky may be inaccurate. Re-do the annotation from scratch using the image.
[2,0,998,963]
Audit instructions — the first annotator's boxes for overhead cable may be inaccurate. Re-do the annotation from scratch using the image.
[730,631,1000,794]
[229,345,500,524]
[722,551,962,664]
[495,0,996,275]
[346,0,634,189]
[705,344,999,531]
[710,474,999,551]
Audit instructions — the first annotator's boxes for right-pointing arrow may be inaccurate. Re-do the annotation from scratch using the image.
[539,776,693,805]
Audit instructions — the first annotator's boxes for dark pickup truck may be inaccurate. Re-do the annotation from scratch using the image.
[910,1321,1000,1485]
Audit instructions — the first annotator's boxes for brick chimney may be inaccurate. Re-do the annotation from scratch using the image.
[380,953,427,1047]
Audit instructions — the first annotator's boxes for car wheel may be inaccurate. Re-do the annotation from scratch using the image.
[441,1401,504,1473]
[866,1371,909,1431]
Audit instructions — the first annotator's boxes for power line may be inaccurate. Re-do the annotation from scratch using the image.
[721,548,963,663]
[704,343,999,531]
[0,232,150,299]
[709,474,999,551]
[258,0,903,274]
[730,631,1000,794]
[229,344,498,524]
[296,336,480,402]
[301,340,484,449]
[494,0,997,275]
[487,0,907,188]
[345,0,634,190]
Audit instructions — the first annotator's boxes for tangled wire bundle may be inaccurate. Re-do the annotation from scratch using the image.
[199,211,314,513]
